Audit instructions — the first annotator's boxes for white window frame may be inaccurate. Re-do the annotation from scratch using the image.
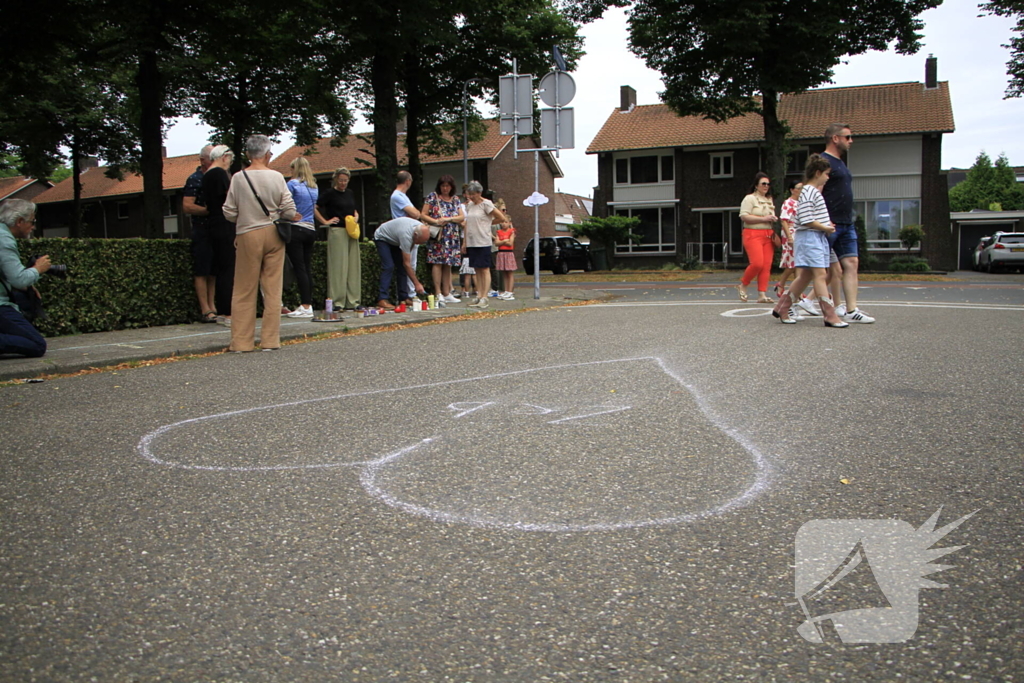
[614,152,676,186]
[855,198,921,251]
[613,204,677,255]
[710,153,734,179]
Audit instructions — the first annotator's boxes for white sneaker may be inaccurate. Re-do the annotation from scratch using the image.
[843,308,875,323]
[287,307,314,318]
[835,303,847,317]
[498,291,514,300]
[488,290,499,298]
[443,294,460,304]
[796,297,820,316]
[788,308,805,321]
[469,298,489,309]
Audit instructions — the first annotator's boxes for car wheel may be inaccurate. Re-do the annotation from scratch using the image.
[524,264,534,276]
[556,259,569,275]
[584,256,593,272]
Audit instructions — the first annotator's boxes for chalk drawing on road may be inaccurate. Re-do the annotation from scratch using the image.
[720,308,774,318]
[136,357,771,532]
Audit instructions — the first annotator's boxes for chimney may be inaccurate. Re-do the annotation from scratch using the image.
[620,85,636,112]
[161,145,168,158]
[925,54,937,89]
[397,114,408,136]
[74,156,99,174]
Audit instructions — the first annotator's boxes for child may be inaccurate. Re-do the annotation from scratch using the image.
[494,219,517,300]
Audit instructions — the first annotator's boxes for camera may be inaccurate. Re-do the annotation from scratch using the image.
[29,255,68,279]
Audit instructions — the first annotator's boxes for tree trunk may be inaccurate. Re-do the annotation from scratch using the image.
[371,46,400,223]
[230,74,248,172]
[70,135,82,239]
[760,87,788,210]
[137,49,165,239]
[404,49,424,208]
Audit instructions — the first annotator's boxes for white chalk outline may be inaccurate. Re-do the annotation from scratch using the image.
[136,357,771,532]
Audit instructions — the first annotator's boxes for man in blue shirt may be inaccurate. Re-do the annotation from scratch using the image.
[821,123,875,324]
[389,171,440,304]
[0,199,50,357]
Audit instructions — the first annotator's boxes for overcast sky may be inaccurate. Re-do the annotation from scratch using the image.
[163,3,1022,198]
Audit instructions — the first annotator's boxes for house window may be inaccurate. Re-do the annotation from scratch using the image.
[163,196,176,217]
[856,199,921,250]
[710,153,733,179]
[117,201,129,220]
[630,156,659,184]
[613,205,676,254]
[615,158,628,184]
[615,155,674,185]
[786,149,809,174]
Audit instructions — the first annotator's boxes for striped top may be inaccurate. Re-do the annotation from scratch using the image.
[795,185,830,232]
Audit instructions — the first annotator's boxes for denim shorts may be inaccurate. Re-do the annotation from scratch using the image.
[794,230,830,269]
[827,223,858,260]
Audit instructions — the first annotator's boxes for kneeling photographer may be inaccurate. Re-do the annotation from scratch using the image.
[0,199,49,358]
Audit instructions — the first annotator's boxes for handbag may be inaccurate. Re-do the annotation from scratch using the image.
[345,215,360,240]
[242,169,293,244]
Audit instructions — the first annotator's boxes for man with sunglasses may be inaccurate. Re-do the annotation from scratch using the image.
[821,123,875,323]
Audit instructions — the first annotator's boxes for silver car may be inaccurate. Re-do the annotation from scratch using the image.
[979,232,1024,273]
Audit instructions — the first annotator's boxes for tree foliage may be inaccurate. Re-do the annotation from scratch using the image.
[626,0,939,195]
[570,215,641,268]
[949,151,1024,211]
[984,0,1024,98]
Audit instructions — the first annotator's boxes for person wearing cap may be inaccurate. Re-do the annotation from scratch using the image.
[373,217,435,310]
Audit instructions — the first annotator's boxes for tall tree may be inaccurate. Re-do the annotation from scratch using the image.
[186,0,353,167]
[949,151,1024,211]
[984,0,1024,97]
[626,0,939,196]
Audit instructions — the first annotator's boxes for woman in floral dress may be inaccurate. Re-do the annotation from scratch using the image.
[422,174,465,304]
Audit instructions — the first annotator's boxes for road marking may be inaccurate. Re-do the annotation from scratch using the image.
[583,301,1024,312]
[720,308,774,317]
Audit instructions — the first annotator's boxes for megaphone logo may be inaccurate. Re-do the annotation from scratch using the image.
[795,508,975,643]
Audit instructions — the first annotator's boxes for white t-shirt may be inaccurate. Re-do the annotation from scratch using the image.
[464,199,496,248]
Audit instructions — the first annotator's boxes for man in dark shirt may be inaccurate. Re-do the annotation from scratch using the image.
[182,145,216,321]
[821,123,875,324]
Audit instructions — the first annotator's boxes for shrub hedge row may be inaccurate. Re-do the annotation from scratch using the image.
[18,237,432,337]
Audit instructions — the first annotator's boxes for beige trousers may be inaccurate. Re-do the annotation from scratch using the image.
[230,225,285,352]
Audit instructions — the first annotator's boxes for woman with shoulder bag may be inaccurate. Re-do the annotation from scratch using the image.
[737,172,779,304]
[285,157,318,318]
[222,135,301,352]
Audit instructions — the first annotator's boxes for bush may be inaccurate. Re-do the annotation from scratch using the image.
[888,255,931,272]
[660,262,681,271]
[18,237,427,337]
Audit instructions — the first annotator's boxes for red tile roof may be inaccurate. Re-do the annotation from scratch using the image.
[554,192,592,223]
[271,119,514,175]
[34,156,202,204]
[0,176,43,200]
[587,81,955,153]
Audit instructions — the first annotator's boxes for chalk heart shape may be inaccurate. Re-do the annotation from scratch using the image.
[138,358,768,531]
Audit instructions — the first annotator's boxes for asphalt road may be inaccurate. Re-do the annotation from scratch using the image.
[1,280,1022,681]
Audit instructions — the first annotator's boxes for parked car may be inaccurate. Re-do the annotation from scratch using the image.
[972,236,995,270]
[523,236,592,275]
[978,232,1024,273]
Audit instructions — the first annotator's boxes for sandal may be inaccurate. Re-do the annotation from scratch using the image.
[202,311,218,323]
[736,285,748,303]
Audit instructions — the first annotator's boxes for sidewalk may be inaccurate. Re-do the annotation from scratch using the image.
[0,288,600,382]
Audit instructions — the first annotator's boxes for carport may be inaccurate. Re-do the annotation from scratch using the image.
[951,209,1024,270]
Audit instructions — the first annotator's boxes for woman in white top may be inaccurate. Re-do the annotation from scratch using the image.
[460,181,506,309]
[222,135,302,351]
[772,154,848,327]
[737,172,778,303]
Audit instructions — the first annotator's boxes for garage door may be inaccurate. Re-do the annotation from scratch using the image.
[958,223,1015,270]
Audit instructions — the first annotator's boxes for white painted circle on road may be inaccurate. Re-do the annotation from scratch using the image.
[720,308,773,318]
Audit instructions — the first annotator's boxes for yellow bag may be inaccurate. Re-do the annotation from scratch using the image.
[344,215,360,240]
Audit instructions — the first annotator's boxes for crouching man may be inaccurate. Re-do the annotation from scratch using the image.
[0,199,49,358]
[373,217,436,310]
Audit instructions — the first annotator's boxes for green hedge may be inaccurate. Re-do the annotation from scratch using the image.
[18,237,431,337]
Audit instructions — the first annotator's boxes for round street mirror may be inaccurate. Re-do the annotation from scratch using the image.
[538,71,576,108]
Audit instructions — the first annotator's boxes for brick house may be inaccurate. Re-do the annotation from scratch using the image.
[272,120,563,270]
[587,60,956,269]
[0,176,53,204]
[554,192,592,236]
[33,154,198,238]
